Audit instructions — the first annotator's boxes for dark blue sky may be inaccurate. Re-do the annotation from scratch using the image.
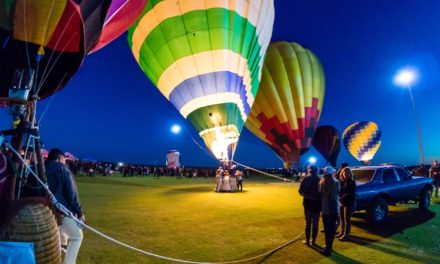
[1,0,439,168]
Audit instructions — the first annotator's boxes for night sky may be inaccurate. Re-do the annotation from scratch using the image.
[1,0,439,168]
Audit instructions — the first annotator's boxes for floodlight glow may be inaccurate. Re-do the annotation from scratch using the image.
[308,157,317,164]
[171,124,181,134]
[393,67,419,87]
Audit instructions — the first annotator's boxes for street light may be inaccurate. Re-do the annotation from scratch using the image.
[171,124,181,134]
[393,67,424,164]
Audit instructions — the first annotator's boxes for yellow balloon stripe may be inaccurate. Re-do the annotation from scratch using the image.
[246,41,326,163]
[348,123,378,153]
[131,0,270,63]
[156,50,254,106]
[360,142,381,161]
[295,43,313,111]
[345,122,381,162]
[245,119,270,144]
[260,65,286,121]
[13,0,67,46]
[199,124,240,160]
[180,92,246,120]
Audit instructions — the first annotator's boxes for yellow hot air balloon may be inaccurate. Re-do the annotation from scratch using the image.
[342,121,382,165]
[246,42,325,168]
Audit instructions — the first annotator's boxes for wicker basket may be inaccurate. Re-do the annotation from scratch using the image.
[4,203,61,264]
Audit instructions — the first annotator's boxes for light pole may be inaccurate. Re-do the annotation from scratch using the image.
[393,67,424,165]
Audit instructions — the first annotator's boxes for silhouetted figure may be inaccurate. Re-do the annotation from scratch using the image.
[319,166,340,256]
[299,165,321,246]
[429,160,440,197]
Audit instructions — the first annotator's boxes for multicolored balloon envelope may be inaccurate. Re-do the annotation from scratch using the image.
[342,121,381,165]
[245,42,325,168]
[0,0,147,99]
[313,126,341,167]
[128,0,275,161]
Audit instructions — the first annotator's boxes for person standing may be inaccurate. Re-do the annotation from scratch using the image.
[215,168,223,192]
[229,170,237,191]
[236,170,243,191]
[319,166,340,256]
[298,165,321,246]
[429,160,440,198]
[333,162,348,181]
[46,149,84,264]
[337,167,356,241]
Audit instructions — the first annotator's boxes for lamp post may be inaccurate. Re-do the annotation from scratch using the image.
[393,67,424,165]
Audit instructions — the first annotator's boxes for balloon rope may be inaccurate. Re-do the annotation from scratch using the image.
[37,74,67,124]
[36,11,78,94]
[181,124,294,183]
[21,0,31,70]
[36,33,77,94]
[7,143,304,264]
[34,0,56,94]
[182,124,218,161]
[231,161,294,183]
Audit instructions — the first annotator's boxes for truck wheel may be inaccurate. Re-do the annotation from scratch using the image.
[418,188,431,210]
[367,197,388,224]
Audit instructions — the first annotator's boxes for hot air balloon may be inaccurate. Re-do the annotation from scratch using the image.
[313,126,341,167]
[0,0,147,99]
[128,0,275,161]
[342,121,381,165]
[245,42,325,168]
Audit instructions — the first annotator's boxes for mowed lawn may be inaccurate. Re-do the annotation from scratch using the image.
[75,175,440,264]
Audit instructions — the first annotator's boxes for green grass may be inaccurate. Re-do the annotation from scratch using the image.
[75,175,440,264]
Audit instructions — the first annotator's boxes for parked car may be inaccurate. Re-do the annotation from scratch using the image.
[353,165,433,224]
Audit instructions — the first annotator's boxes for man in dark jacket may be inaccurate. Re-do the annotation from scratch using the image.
[299,165,321,246]
[46,149,84,264]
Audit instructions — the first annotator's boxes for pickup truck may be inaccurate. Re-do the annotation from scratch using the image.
[353,165,433,224]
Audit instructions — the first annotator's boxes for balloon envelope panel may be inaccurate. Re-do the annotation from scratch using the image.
[342,121,382,165]
[0,0,147,99]
[128,0,275,160]
[313,125,341,167]
[246,42,326,166]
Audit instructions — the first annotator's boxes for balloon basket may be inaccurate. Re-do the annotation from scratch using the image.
[1,200,61,264]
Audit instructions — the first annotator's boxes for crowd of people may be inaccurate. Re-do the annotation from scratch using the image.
[214,166,244,192]
[299,162,357,256]
[15,146,439,262]
[298,159,440,256]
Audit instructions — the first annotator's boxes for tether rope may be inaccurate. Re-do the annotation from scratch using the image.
[7,144,303,263]
[180,124,296,184]
[231,161,294,183]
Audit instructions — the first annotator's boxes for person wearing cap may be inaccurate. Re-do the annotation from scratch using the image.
[298,165,321,246]
[318,166,340,256]
[46,148,84,264]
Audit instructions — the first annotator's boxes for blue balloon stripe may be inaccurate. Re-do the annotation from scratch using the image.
[169,71,251,115]
[357,129,381,158]
[342,121,369,148]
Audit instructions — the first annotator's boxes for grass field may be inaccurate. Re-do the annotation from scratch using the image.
[75,175,440,264]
